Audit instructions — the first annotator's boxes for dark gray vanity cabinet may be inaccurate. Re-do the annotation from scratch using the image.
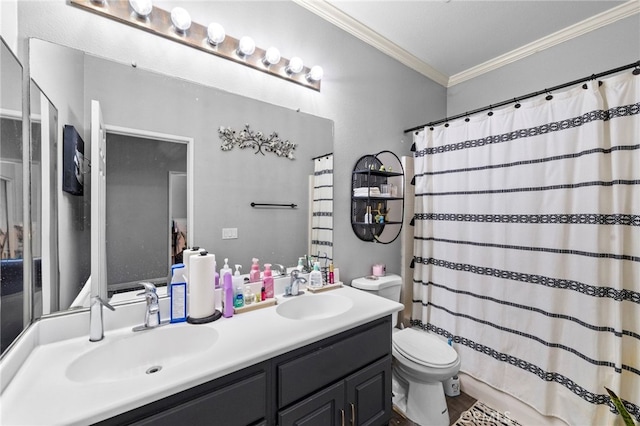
[98,317,392,426]
[276,317,393,426]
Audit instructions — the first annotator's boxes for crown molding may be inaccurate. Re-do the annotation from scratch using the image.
[448,0,640,87]
[293,0,639,89]
[291,0,449,86]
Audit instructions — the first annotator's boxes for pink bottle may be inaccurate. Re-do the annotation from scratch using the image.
[249,258,261,283]
[263,263,274,299]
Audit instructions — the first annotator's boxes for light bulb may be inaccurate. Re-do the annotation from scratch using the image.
[129,0,152,17]
[263,47,281,66]
[286,56,304,74]
[207,23,225,45]
[237,36,256,57]
[306,65,324,82]
[171,7,191,33]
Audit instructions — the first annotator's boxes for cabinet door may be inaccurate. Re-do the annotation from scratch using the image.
[345,356,392,426]
[278,381,346,426]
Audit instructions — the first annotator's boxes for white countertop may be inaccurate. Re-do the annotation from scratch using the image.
[0,285,402,425]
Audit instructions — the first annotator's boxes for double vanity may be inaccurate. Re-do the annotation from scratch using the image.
[1,281,402,425]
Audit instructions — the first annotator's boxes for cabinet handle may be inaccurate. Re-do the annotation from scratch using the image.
[350,402,356,425]
[340,409,345,426]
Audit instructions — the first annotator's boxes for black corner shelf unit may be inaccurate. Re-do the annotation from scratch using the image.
[351,151,404,243]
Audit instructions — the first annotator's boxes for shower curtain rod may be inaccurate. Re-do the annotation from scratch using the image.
[403,60,640,134]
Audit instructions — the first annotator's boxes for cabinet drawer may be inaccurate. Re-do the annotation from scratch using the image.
[132,372,267,426]
[99,363,269,426]
[278,318,391,408]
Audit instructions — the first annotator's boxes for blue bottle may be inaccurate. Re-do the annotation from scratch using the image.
[170,263,187,323]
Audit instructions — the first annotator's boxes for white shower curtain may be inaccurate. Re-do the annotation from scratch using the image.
[411,71,639,425]
[310,154,333,266]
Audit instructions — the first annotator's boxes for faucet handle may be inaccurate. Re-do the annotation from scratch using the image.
[139,282,157,293]
[136,282,158,296]
[91,295,115,311]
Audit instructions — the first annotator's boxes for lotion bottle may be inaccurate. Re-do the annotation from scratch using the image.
[249,258,261,283]
[309,261,323,289]
[263,263,274,299]
[169,263,187,323]
[222,271,234,318]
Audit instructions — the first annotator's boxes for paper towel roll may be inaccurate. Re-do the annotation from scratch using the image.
[182,246,205,284]
[188,252,216,319]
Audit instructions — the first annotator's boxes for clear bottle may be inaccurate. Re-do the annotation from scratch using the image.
[309,262,323,289]
[244,284,255,305]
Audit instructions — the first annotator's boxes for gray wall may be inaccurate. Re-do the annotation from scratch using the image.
[446,15,640,118]
[17,0,444,284]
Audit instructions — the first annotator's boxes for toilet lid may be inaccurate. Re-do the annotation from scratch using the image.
[393,328,458,367]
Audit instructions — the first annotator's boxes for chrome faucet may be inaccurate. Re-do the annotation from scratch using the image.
[286,270,307,296]
[89,295,115,342]
[133,282,165,332]
[272,263,286,277]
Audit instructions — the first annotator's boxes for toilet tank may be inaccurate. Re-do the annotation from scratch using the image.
[351,274,402,303]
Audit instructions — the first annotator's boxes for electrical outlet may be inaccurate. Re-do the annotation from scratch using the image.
[222,228,238,239]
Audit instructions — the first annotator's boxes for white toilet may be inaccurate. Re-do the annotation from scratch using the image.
[351,274,460,426]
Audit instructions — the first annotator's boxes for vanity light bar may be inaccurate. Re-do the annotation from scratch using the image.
[69,0,322,92]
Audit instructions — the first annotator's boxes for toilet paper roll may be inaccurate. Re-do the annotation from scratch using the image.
[188,252,216,319]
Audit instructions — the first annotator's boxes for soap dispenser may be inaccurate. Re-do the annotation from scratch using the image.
[263,263,274,299]
[233,264,244,308]
[296,257,305,272]
[220,258,232,282]
[249,258,261,283]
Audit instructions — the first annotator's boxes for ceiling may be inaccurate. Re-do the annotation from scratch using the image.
[293,0,638,87]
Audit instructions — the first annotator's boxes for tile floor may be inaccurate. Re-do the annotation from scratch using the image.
[388,392,477,426]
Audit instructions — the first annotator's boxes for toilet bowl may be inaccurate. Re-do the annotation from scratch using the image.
[351,274,460,426]
[392,327,461,425]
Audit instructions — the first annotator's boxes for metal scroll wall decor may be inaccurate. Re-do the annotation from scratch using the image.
[218,124,297,160]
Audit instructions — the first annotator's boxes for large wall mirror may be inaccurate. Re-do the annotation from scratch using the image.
[26,38,334,320]
[1,37,26,354]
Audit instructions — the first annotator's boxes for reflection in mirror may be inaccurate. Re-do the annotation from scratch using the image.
[29,38,334,314]
[30,79,59,318]
[1,37,25,354]
[106,133,187,294]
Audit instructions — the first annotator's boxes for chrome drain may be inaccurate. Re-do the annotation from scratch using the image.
[146,365,162,375]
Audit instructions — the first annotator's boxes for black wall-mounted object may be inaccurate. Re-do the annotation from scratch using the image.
[62,125,85,196]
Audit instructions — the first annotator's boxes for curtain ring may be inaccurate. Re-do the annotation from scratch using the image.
[514,98,521,109]
[464,112,470,122]
[487,105,493,116]
[633,64,640,75]
[545,90,553,101]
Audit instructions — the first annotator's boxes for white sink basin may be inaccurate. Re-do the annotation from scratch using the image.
[66,325,219,383]
[276,293,353,320]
